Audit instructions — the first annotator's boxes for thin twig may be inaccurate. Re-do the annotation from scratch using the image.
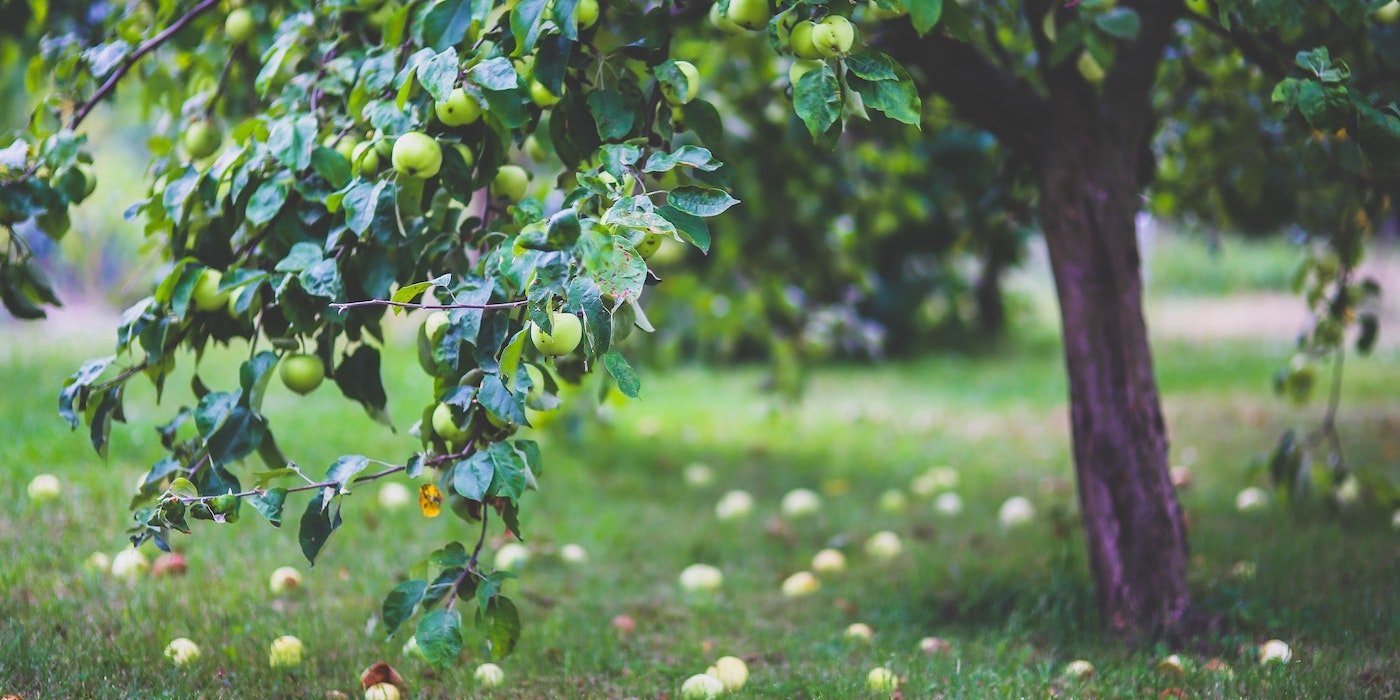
[329,298,528,311]
[69,0,222,131]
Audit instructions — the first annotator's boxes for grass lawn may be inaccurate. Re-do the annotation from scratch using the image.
[1,311,1398,698]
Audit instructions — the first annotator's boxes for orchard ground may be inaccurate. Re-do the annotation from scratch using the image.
[2,236,1399,698]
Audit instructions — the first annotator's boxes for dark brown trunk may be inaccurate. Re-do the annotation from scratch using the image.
[1039,114,1190,636]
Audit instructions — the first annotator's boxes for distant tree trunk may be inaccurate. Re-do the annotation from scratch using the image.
[1038,110,1190,636]
[974,238,1009,337]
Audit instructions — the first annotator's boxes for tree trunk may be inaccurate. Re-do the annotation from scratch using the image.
[1038,117,1191,636]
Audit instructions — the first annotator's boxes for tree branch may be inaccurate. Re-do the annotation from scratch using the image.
[68,0,222,131]
[329,298,529,311]
[877,22,1049,161]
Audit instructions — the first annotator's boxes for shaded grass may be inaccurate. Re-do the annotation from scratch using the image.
[0,326,1397,698]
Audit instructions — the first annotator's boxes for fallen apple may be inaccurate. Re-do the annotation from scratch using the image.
[152,552,188,577]
[1157,654,1186,676]
[678,563,724,592]
[844,622,874,642]
[706,655,748,691]
[1235,487,1269,513]
[780,570,820,597]
[85,551,111,573]
[878,488,907,513]
[378,482,411,510]
[919,637,952,655]
[934,492,964,516]
[1258,639,1291,665]
[680,673,724,699]
[164,637,201,665]
[715,490,755,521]
[864,530,902,560]
[866,666,898,691]
[364,682,401,700]
[268,635,304,668]
[269,566,304,595]
[27,474,61,503]
[780,488,822,518]
[111,548,149,579]
[559,543,589,565]
[683,463,714,487]
[1062,659,1095,679]
[997,496,1036,528]
[494,542,530,571]
[474,662,505,687]
[810,548,846,574]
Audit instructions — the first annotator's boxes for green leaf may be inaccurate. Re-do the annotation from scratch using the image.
[794,63,842,141]
[419,48,461,102]
[415,608,464,670]
[478,372,527,425]
[844,52,899,82]
[326,454,370,493]
[311,145,352,190]
[274,242,324,273]
[511,0,550,56]
[420,0,485,51]
[1094,8,1141,40]
[908,0,943,35]
[246,179,289,228]
[60,355,114,428]
[344,180,389,236]
[849,73,922,126]
[476,595,521,661]
[392,274,451,306]
[453,452,495,501]
[666,186,740,217]
[207,407,267,466]
[298,258,344,299]
[470,57,519,91]
[587,89,635,141]
[238,351,280,414]
[656,205,711,253]
[268,115,318,173]
[299,489,342,566]
[382,579,428,638]
[602,351,640,398]
[247,487,287,527]
[333,346,393,427]
[642,145,720,174]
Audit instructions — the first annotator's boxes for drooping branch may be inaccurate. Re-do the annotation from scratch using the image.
[68,0,222,131]
[879,21,1050,161]
[329,298,529,311]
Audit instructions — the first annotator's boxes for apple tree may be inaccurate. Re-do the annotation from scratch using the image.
[0,0,925,667]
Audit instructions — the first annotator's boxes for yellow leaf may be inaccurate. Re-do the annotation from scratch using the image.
[419,483,442,518]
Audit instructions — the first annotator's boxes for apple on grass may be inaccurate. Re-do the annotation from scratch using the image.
[164,637,201,665]
[878,488,907,513]
[1259,639,1291,665]
[934,492,964,516]
[845,622,874,642]
[269,566,304,595]
[680,673,724,699]
[27,474,61,503]
[111,548,149,579]
[364,683,401,700]
[494,542,529,571]
[706,656,748,691]
[997,496,1036,528]
[559,543,589,564]
[683,463,714,487]
[715,489,755,521]
[269,635,304,668]
[864,530,902,560]
[867,666,898,691]
[474,662,505,687]
[810,548,846,574]
[1063,659,1095,679]
[85,551,111,573]
[780,570,820,597]
[679,563,724,592]
[378,482,411,510]
[152,552,188,577]
[1235,486,1269,512]
[780,488,822,518]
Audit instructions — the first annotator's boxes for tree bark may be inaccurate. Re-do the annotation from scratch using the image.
[1038,112,1191,636]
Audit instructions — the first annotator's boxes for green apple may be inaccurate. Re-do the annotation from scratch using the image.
[707,656,748,691]
[635,232,664,260]
[867,667,898,691]
[530,312,583,356]
[226,8,255,44]
[364,683,401,700]
[432,402,471,443]
[183,119,222,160]
[164,638,201,666]
[780,570,819,597]
[373,132,395,158]
[27,474,61,503]
[709,2,744,33]
[269,566,303,595]
[661,61,700,106]
[1377,0,1400,24]
[191,269,229,312]
[491,164,530,202]
[268,635,304,668]
[76,163,97,198]
[726,0,771,31]
[811,15,856,58]
[680,674,724,699]
[1077,51,1106,84]
[435,87,482,127]
[279,354,325,395]
[524,134,549,162]
[424,310,451,341]
[475,662,505,687]
[111,548,149,579]
[529,80,562,108]
[789,58,824,85]
[678,563,724,592]
[521,363,546,402]
[575,0,600,29]
[789,21,822,58]
[330,134,358,163]
[391,131,442,178]
[351,141,380,177]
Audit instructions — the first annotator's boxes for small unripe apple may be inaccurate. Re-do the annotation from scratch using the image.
[789,58,824,85]
[559,543,589,564]
[378,482,411,510]
[184,119,223,160]
[529,80,561,107]
[1258,639,1291,665]
[278,354,325,395]
[364,682,401,700]
[530,312,583,356]
[424,310,451,341]
[714,489,754,521]
[269,566,304,595]
[706,656,748,691]
[725,0,771,31]
[661,61,700,106]
[191,269,229,312]
[1077,51,1106,84]
[351,142,380,177]
[780,488,821,518]
[845,622,874,642]
[789,21,823,59]
[76,163,97,198]
[391,131,442,179]
[268,635,304,668]
[997,496,1035,528]
[810,548,846,574]
[27,474,61,503]
[1376,0,1400,24]
[491,164,531,202]
[708,2,745,33]
[494,542,530,570]
[680,673,724,699]
[431,402,471,443]
[164,637,201,665]
[811,15,856,58]
[474,662,505,687]
[635,232,665,260]
[435,87,482,127]
[226,8,255,43]
[864,530,902,560]
[575,0,600,29]
[111,548,149,579]
[867,666,898,691]
[1063,659,1095,679]
[780,570,820,597]
[678,563,724,592]
[330,134,358,163]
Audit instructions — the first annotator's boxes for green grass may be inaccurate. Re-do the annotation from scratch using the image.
[1,324,1398,698]
[1145,231,1303,298]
